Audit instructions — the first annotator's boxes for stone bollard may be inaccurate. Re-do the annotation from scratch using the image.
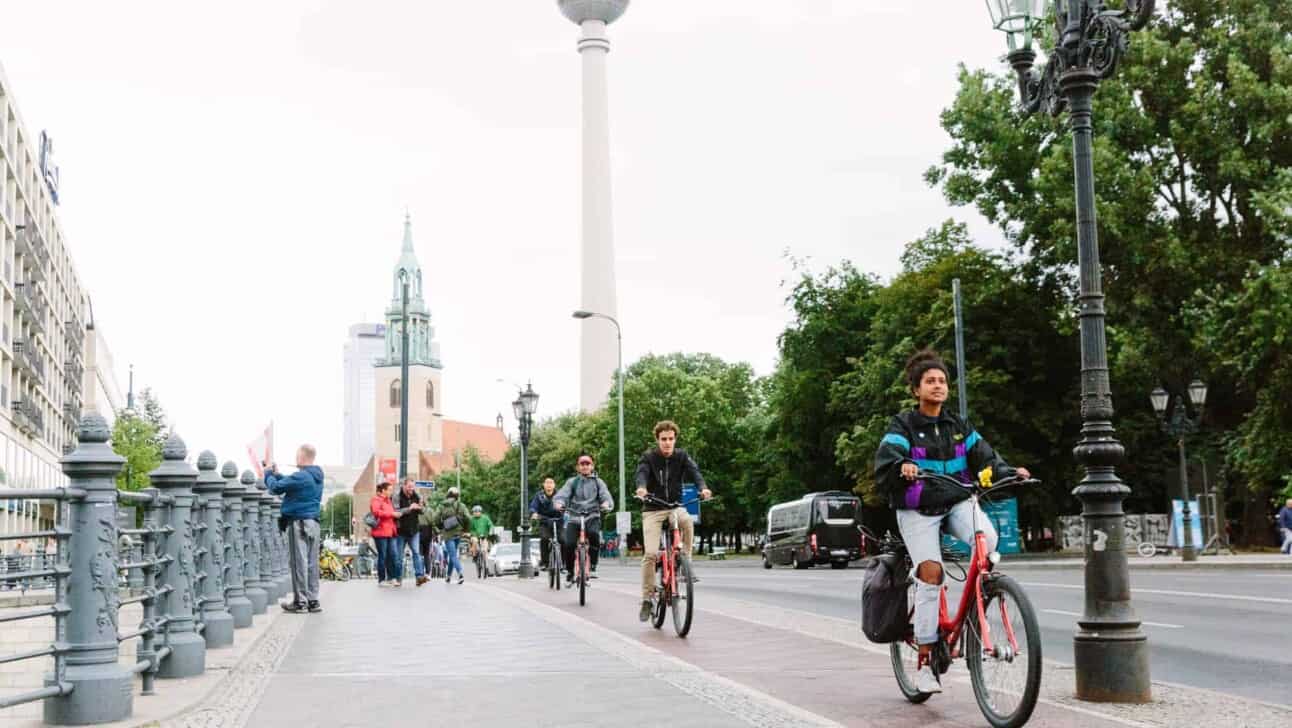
[257,478,281,602]
[151,434,205,679]
[44,414,132,725]
[220,462,253,628]
[239,470,269,614]
[270,496,290,595]
[194,452,234,647]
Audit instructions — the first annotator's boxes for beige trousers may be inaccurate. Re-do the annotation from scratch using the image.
[640,507,694,599]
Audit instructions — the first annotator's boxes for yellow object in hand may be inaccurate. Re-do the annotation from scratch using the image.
[979,467,994,488]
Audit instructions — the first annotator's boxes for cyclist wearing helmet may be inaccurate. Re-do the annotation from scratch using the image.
[874,349,1029,695]
[554,452,613,585]
[468,505,494,561]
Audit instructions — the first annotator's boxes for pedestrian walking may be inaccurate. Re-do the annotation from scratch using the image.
[265,444,325,614]
[433,486,470,584]
[395,478,429,586]
[1278,498,1292,555]
[369,482,401,586]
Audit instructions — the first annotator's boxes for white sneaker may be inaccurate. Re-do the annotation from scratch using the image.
[915,666,942,694]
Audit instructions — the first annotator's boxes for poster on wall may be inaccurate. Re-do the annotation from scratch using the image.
[379,458,397,484]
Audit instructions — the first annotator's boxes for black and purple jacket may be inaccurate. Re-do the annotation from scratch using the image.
[874,408,1015,514]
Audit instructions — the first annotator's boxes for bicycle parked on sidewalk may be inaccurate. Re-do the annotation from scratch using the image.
[319,546,350,582]
[639,494,713,637]
[567,508,601,606]
[879,470,1043,728]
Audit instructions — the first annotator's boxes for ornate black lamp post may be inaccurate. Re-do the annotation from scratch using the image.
[514,383,539,578]
[1150,380,1207,562]
[986,0,1156,703]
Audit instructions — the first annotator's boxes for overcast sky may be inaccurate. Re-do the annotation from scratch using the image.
[0,1,1013,470]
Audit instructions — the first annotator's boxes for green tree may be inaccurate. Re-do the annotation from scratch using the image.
[112,412,161,492]
[320,493,353,539]
[924,0,1292,542]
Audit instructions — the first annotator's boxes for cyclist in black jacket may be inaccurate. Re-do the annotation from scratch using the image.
[874,349,1029,695]
[634,420,712,622]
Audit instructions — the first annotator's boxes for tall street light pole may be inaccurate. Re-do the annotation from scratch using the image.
[397,270,411,481]
[514,383,540,578]
[986,0,1157,703]
[573,309,626,565]
[1150,380,1208,563]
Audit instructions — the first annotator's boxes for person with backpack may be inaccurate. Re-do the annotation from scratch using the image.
[433,486,471,584]
[368,481,401,587]
[874,349,1029,695]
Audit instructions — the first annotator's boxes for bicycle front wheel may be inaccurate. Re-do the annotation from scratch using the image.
[671,556,694,637]
[651,560,668,629]
[578,545,588,606]
[964,575,1043,728]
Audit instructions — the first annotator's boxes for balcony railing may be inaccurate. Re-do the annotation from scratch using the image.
[62,400,81,423]
[65,320,85,354]
[14,224,50,274]
[65,359,84,392]
[11,397,43,436]
[13,339,45,386]
[13,282,47,335]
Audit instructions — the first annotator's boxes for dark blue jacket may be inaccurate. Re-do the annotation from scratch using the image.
[1278,506,1292,531]
[265,465,324,520]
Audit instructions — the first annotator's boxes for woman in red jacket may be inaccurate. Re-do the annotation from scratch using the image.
[369,482,402,587]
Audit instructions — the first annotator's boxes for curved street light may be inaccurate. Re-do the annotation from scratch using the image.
[573,309,627,564]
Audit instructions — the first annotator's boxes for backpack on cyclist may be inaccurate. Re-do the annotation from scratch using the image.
[860,553,909,643]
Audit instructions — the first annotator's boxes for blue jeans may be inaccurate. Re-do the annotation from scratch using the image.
[444,537,463,577]
[398,532,425,578]
[374,537,401,582]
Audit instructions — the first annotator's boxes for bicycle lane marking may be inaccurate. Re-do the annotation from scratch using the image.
[585,581,1153,728]
[1022,582,1292,605]
[484,581,843,728]
[1041,608,1184,629]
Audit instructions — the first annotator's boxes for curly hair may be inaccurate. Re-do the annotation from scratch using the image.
[653,420,680,439]
[905,348,950,394]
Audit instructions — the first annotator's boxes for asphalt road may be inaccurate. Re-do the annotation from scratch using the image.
[590,558,1292,705]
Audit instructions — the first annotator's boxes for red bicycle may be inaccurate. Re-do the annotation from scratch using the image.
[884,471,1043,728]
[640,495,705,637]
[567,508,602,606]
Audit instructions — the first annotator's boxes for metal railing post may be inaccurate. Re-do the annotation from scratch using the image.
[220,462,252,628]
[193,452,234,647]
[270,496,289,595]
[256,477,281,602]
[240,470,269,613]
[44,414,132,725]
[151,434,205,678]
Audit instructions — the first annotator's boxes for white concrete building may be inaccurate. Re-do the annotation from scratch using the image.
[342,322,385,467]
[83,320,123,425]
[0,63,104,534]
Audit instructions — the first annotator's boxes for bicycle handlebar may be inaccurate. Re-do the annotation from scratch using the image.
[914,470,1040,495]
[636,494,716,509]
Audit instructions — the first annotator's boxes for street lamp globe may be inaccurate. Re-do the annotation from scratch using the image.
[558,0,629,25]
[1149,386,1170,416]
[511,398,524,421]
[985,0,1050,51]
[1188,379,1208,409]
[520,384,540,416]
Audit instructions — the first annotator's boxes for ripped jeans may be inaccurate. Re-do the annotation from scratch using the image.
[895,499,997,646]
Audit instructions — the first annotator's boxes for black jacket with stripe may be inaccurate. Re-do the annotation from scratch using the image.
[873,408,1014,514]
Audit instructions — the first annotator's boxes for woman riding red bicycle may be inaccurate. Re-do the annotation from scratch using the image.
[875,349,1031,696]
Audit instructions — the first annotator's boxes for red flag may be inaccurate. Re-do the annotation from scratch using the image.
[246,422,273,478]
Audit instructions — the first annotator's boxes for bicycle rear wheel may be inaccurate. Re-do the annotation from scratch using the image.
[964,575,1043,728]
[671,556,694,637]
[578,545,588,606]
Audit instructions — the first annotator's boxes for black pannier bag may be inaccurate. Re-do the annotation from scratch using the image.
[861,552,909,643]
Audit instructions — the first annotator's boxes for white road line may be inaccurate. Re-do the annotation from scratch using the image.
[1042,608,1183,629]
[1024,582,1292,605]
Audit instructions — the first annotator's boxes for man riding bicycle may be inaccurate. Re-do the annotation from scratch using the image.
[874,349,1029,695]
[554,453,613,586]
[634,420,712,622]
[529,477,562,569]
[469,505,494,559]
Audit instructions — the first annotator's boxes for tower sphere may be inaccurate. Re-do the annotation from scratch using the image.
[558,0,629,25]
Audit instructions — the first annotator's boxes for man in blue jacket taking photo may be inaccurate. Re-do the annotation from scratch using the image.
[265,444,324,613]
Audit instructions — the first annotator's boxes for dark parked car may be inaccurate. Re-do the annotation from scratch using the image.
[762,491,863,569]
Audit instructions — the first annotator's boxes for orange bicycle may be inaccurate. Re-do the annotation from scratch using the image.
[883,471,1043,728]
[640,495,710,637]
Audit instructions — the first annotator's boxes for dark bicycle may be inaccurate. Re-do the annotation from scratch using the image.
[537,516,564,591]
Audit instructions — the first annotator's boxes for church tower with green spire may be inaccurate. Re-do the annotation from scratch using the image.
[374,215,444,477]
